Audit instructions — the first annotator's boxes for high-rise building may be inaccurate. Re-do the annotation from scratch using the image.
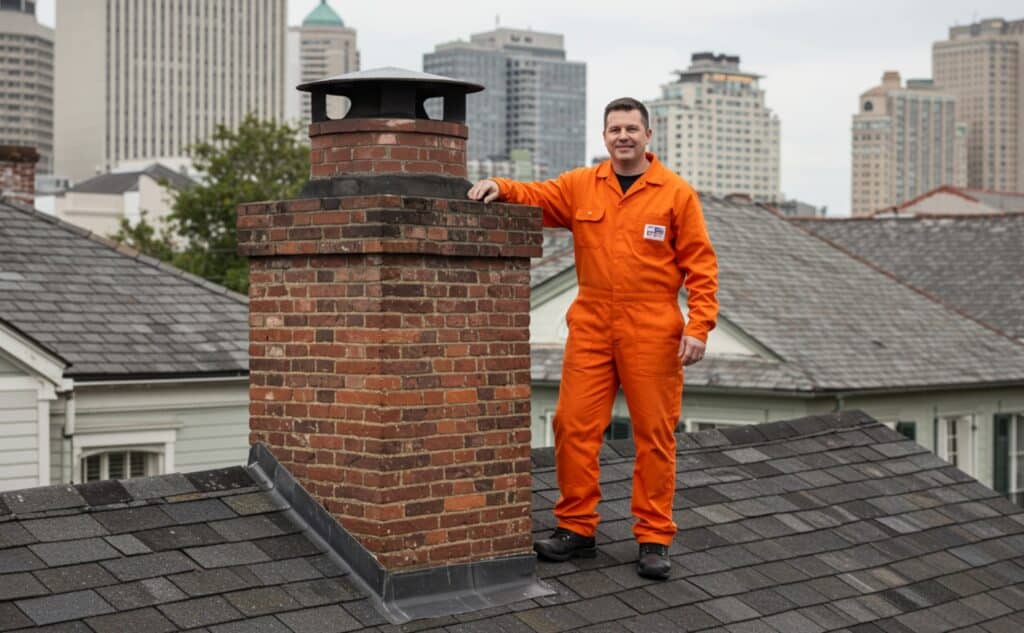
[933,18,1023,192]
[54,0,286,183]
[423,27,586,179]
[647,53,781,202]
[0,0,54,173]
[286,0,359,124]
[851,72,967,216]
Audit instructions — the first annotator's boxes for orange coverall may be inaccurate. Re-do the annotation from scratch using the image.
[494,153,719,545]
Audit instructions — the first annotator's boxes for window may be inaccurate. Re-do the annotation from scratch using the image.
[683,419,750,433]
[72,429,176,484]
[994,413,1024,506]
[936,414,974,476]
[882,420,917,441]
[82,450,159,482]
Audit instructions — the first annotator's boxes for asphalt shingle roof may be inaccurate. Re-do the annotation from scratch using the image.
[793,214,1024,341]
[530,197,1024,392]
[69,164,195,195]
[0,198,248,379]
[2,411,1024,632]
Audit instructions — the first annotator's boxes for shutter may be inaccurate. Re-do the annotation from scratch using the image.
[993,413,1012,495]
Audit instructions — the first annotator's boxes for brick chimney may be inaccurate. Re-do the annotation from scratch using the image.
[0,145,39,206]
[238,68,546,616]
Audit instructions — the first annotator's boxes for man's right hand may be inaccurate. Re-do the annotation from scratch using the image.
[467,179,500,203]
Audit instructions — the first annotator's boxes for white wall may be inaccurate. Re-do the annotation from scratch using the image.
[49,378,249,485]
[0,385,42,491]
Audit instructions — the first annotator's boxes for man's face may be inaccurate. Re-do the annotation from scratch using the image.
[603,109,652,164]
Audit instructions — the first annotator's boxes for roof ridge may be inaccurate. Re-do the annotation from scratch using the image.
[0,197,248,305]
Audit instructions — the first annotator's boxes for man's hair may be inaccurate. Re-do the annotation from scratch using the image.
[604,97,649,129]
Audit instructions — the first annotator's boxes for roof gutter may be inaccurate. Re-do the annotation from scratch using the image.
[72,371,248,387]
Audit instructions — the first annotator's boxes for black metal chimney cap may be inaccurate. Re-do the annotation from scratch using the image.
[297,67,484,124]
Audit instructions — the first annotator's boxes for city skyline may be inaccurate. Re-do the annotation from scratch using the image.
[35,0,1021,216]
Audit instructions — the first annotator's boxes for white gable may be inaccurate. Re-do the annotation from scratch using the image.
[530,283,769,359]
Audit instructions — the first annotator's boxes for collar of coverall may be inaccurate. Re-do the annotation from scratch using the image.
[596,152,667,186]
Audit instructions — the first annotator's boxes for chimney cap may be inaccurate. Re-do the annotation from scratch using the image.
[297,67,484,123]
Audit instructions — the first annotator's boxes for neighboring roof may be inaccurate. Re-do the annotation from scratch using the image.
[0,198,248,380]
[302,0,344,27]
[4,411,1024,631]
[531,229,574,288]
[793,214,1024,341]
[70,164,194,195]
[530,196,1024,392]
[871,185,1024,217]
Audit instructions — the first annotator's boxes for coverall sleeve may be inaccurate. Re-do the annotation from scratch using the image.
[491,173,575,229]
[673,191,719,343]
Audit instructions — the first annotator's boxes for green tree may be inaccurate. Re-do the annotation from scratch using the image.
[111,114,309,293]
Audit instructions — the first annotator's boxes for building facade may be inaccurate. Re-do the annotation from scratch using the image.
[287,0,358,124]
[851,71,967,216]
[423,27,586,179]
[0,0,53,173]
[933,17,1023,192]
[647,53,781,202]
[54,0,286,183]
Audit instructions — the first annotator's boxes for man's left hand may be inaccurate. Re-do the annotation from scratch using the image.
[678,336,706,366]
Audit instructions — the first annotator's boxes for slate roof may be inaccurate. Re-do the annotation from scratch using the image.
[4,411,1024,632]
[0,198,248,380]
[793,214,1024,341]
[70,164,195,195]
[530,196,1024,392]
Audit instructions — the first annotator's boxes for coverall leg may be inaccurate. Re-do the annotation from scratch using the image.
[551,295,618,537]
[616,297,683,546]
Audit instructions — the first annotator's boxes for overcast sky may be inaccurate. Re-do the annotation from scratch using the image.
[37,1,1021,216]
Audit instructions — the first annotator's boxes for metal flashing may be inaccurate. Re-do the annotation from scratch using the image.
[247,442,553,624]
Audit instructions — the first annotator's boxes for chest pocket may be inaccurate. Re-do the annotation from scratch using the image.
[634,210,673,257]
[573,208,606,248]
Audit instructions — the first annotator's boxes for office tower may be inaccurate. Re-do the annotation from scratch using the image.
[55,0,286,183]
[851,72,967,216]
[287,0,359,123]
[933,18,1023,191]
[0,0,54,173]
[424,27,586,179]
[647,53,781,202]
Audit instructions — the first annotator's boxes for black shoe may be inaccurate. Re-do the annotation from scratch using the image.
[533,527,597,562]
[637,542,671,579]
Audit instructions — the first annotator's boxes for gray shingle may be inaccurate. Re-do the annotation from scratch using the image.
[29,538,119,567]
[0,200,247,378]
[277,605,363,633]
[84,607,178,633]
[185,542,270,569]
[15,590,115,625]
[157,595,242,629]
[102,551,196,581]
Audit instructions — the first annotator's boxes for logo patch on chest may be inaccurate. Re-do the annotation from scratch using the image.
[643,224,666,241]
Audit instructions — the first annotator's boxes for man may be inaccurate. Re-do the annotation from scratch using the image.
[467,98,718,579]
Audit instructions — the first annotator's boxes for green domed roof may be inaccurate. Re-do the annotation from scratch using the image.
[303,1,344,27]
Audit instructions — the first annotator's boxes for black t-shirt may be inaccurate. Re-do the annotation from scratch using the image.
[616,172,642,194]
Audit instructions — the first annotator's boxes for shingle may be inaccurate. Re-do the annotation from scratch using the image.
[74,480,132,507]
[224,586,300,616]
[209,615,292,633]
[84,607,177,633]
[698,596,761,624]
[254,533,322,560]
[163,499,237,524]
[1,485,85,515]
[157,596,242,629]
[91,506,175,534]
[0,602,33,630]
[120,474,197,500]
[185,468,255,493]
[0,523,35,548]
[34,562,119,593]
[564,595,636,623]
[21,515,108,542]
[221,492,289,516]
[134,524,225,551]
[282,577,363,606]
[185,542,270,569]
[102,550,195,581]
[104,534,152,556]
[0,572,48,601]
[96,577,188,610]
[276,605,363,633]
[15,590,114,625]
[208,515,286,542]
[248,557,322,584]
[29,538,119,567]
